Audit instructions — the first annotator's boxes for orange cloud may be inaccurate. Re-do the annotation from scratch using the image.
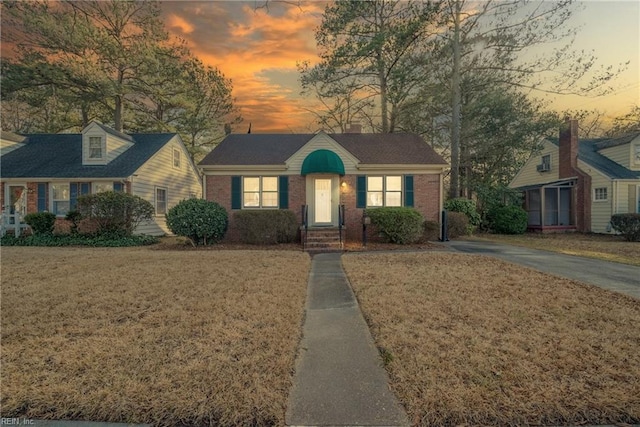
[161,1,325,132]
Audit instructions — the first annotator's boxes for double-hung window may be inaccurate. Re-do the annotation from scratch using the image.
[367,176,402,207]
[173,148,181,169]
[88,137,103,159]
[52,184,70,216]
[156,187,167,215]
[594,187,608,201]
[243,176,278,208]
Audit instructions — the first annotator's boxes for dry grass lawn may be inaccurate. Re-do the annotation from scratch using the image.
[343,252,640,426]
[1,247,310,426]
[470,233,640,266]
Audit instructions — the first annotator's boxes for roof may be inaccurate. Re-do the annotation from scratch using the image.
[1,132,176,178]
[1,130,27,143]
[594,132,640,150]
[199,132,447,166]
[548,137,640,180]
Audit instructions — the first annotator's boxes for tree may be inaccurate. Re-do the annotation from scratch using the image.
[608,106,640,136]
[434,0,627,198]
[300,0,439,133]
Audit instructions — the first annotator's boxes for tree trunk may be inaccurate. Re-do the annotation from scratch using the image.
[449,0,462,199]
[379,64,389,133]
[114,95,123,132]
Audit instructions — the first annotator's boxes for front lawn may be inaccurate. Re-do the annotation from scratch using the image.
[469,232,640,266]
[343,252,640,426]
[1,247,310,426]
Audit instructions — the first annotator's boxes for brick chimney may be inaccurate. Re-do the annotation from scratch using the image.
[559,117,578,179]
[345,123,362,133]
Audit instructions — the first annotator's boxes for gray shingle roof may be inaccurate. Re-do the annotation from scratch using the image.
[1,132,175,178]
[548,136,640,180]
[198,133,447,166]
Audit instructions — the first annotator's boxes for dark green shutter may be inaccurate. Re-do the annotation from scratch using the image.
[70,183,78,210]
[404,175,413,208]
[231,176,241,209]
[356,175,366,208]
[404,175,414,207]
[37,183,47,212]
[278,176,289,209]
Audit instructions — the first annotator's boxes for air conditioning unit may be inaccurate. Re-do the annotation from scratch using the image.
[536,163,550,172]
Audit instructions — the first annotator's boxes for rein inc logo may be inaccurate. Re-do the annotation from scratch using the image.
[1,419,34,425]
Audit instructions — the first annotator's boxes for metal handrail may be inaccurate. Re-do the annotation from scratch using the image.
[301,204,309,251]
[338,204,345,247]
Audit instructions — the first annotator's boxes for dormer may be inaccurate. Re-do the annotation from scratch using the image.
[82,121,134,165]
[0,130,27,156]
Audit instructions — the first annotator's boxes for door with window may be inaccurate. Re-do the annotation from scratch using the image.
[314,178,332,224]
[6,185,27,224]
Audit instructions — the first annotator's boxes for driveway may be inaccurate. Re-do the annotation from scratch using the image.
[445,240,640,300]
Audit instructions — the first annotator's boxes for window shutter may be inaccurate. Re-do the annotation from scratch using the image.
[279,176,289,209]
[113,182,124,192]
[231,176,241,209]
[629,184,638,213]
[356,175,366,208]
[404,175,414,207]
[80,183,90,195]
[70,183,78,210]
[37,183,47,212]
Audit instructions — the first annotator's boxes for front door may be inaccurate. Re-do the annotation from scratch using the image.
[315,178,332,224]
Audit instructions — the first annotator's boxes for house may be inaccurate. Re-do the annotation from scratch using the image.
[198,128,448,245]
[509,118,640,233]
[1,122,202,236]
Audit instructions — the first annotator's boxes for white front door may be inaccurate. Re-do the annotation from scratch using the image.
[315,178,332,224]
[7,184,27,224]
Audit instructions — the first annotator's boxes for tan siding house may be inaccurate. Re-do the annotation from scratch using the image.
[1,122,202,236]
[510,119,640,233]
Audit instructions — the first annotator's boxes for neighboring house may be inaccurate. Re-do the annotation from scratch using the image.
[199,127,448,244]
[1,122,202,235]
[510,118,640,233]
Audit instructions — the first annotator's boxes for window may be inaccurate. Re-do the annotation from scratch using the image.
[173,148,181,169]
[367,176,402,207]
[542,154,551,169]
[52,184,70,216]
[243,176,278,208]
[93,182,113,194]
[594,187,608,201]
[156,188,167,215]
[635,145,640,165]
[89,137,103,159]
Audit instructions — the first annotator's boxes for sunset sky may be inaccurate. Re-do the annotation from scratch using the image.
[159,1,639,133]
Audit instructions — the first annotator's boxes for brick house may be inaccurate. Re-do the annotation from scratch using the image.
[510,118,640,233]
[199,129,448,246]
[1,122,201,236]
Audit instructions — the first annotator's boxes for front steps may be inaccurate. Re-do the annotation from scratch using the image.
[303,227,345,253]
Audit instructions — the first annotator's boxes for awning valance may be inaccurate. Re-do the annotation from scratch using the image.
[301,149,345,175]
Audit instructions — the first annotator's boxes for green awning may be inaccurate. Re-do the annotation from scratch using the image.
[301,149,345,175]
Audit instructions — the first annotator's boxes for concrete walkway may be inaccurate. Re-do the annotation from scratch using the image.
[445,240,640,299]
[286,253,408,426]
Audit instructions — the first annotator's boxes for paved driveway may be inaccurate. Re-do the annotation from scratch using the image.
[445,240,640,300]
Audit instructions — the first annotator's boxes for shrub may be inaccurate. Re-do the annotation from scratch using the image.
[366,207,424,244]
[446,211,469,238]
[76,191,154,236]
[65,210,83,235]
[489,205,528,234]
[1,233,158,247]
[444,198,481,226]
[166,198,228,245]
[610,213,640,242]
[233,210,298,245]
[474,185,523,231]
[422,220,440,242]
[23,212,56,235]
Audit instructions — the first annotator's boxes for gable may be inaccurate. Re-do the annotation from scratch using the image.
[82,122,134,165]
[510,139,560,189]
[286,133,360,175]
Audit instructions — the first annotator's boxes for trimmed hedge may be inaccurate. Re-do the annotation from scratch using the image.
[489,205,528,234]
[166,199,228,245]
[77,191,154,236]
[233,210,298,245]
[422,220,440,242]
[610,213,640,242]
[446,211,469,238]
[444,198,481,226]
[1,233,158,247]
[366,207,424,244]
[23,212,56,235]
